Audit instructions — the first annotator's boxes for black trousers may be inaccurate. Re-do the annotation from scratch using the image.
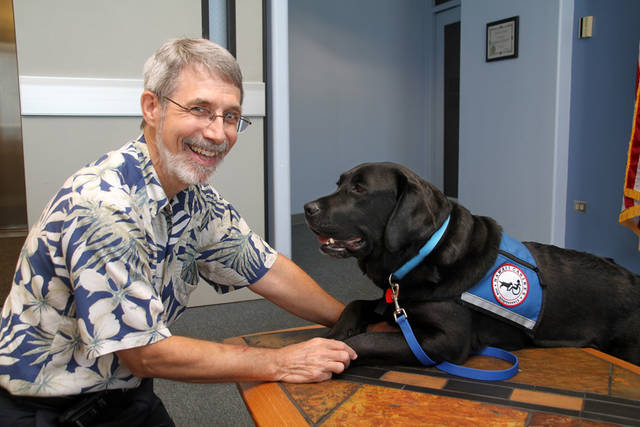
[0,379,175,427]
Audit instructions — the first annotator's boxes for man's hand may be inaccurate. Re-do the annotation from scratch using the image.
[274,337,357,383]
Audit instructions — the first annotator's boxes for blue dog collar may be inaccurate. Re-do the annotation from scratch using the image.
[392,215,450,281]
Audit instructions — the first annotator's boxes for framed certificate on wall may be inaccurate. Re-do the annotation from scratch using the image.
[486,16,519,62]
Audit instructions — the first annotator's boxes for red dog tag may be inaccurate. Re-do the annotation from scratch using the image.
[385,288,394,303]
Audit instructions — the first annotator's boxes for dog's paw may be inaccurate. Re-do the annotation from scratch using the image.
[325,324,365,341]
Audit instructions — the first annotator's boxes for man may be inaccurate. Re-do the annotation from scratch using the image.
[0,38,355,426]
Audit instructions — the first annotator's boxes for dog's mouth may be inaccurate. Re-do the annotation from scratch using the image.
[317,235,365,258]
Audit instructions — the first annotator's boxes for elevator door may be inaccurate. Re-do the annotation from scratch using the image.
[0,0,28,234]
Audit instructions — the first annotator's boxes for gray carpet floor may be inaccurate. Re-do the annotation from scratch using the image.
[154,223,380,426]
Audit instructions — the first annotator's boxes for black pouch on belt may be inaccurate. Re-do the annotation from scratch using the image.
[57,391,109,427]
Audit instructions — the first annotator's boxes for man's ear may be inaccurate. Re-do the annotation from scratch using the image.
[141,90,161,128]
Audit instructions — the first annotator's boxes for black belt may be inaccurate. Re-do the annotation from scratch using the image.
[0,382,144,408]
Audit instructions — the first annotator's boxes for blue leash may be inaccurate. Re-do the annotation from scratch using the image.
[389,216,519,381]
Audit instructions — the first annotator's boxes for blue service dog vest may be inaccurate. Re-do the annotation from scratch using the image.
[460,233,544,332]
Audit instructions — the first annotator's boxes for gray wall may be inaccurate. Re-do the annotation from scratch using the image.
[289,0,568,242]
[289,0,430,213]
[458,1,570,245]
[289,0,639,272]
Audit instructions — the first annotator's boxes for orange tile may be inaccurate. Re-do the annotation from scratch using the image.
[508,348,610,394]
[510,389,583,411]
[528,412,620,426]
[380,371,448,389]
[611,364,640,400]
[283,380,360,423]
[321,384,529,426]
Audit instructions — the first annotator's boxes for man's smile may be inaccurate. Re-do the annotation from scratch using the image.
[184,139,228,166]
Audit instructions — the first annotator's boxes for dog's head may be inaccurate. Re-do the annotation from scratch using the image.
[304,162,452,260]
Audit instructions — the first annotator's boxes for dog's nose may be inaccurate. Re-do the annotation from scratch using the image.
[304,201,320,217]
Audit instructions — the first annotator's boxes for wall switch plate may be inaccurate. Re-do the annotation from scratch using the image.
[579,16,593,38]
[574,200,587,213]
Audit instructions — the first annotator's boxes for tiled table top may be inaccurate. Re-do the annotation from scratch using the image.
[224,326,640,426]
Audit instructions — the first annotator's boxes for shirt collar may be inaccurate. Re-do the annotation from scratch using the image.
[134,133,170,217]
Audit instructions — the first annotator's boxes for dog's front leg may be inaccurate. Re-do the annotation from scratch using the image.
[344,302,475,366]
[344,331,425,366]
[326,299,384,341]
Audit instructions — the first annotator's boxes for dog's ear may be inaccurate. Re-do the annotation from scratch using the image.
[384,169,450,253]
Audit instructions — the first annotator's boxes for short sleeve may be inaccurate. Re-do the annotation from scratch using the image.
[194,189,277,294]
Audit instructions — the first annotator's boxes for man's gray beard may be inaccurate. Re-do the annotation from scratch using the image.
[156,118,226,188]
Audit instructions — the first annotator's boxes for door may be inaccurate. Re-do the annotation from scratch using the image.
[0,0,28,234]
[433,6,460,199]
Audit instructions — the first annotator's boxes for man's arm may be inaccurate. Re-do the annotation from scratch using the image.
[247,253,345,327]
[117,254,355,383]
[117,334,355,384]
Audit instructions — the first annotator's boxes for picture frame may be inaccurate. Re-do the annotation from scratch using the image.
[486,16,519,62]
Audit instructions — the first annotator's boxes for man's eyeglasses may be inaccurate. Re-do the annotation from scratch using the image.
[163,96,252,133]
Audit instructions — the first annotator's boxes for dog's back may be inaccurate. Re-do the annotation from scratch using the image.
[524,242,640,364]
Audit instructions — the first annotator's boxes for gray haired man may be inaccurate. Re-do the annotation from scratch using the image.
[0,38,355,426]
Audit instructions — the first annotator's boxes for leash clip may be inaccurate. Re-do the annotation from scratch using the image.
[388,274,406,321]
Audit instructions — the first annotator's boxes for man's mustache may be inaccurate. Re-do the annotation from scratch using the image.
[183,136,229,154]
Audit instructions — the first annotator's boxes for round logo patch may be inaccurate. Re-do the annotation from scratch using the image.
[492,264,529,307]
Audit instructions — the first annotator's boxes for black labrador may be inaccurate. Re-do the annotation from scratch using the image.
[304,162,640,366]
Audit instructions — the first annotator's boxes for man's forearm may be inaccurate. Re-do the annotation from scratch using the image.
[116,334,355,384]
[118,336,280,383]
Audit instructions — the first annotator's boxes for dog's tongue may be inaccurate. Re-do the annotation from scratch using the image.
[318,235,331,245]
[318,235,362,250]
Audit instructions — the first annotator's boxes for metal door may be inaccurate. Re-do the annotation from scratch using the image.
[0,0,28,235]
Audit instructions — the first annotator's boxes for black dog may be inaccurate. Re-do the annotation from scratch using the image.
[304,162,640,366]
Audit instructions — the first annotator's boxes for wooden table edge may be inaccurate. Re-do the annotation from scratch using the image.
[582,347,640,374]
[222,327,325,426]
[235,381,309,427]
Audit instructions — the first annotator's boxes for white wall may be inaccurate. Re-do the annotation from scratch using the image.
[14,0,267,305]
[458,0,570,243]
[13,0,203,226]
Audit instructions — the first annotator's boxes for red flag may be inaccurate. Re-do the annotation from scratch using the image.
[619,42,640,249]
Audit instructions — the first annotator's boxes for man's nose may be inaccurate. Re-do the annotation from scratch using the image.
[202,117,227,143]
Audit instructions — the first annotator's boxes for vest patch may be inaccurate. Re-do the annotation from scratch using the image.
[492,264,528,307]
[460,233,543,332]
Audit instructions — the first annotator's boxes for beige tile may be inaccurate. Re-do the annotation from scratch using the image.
[380,371,448,389]
[510,389,583,411]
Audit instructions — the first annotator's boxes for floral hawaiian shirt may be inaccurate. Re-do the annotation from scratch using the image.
[0,135,277,396]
